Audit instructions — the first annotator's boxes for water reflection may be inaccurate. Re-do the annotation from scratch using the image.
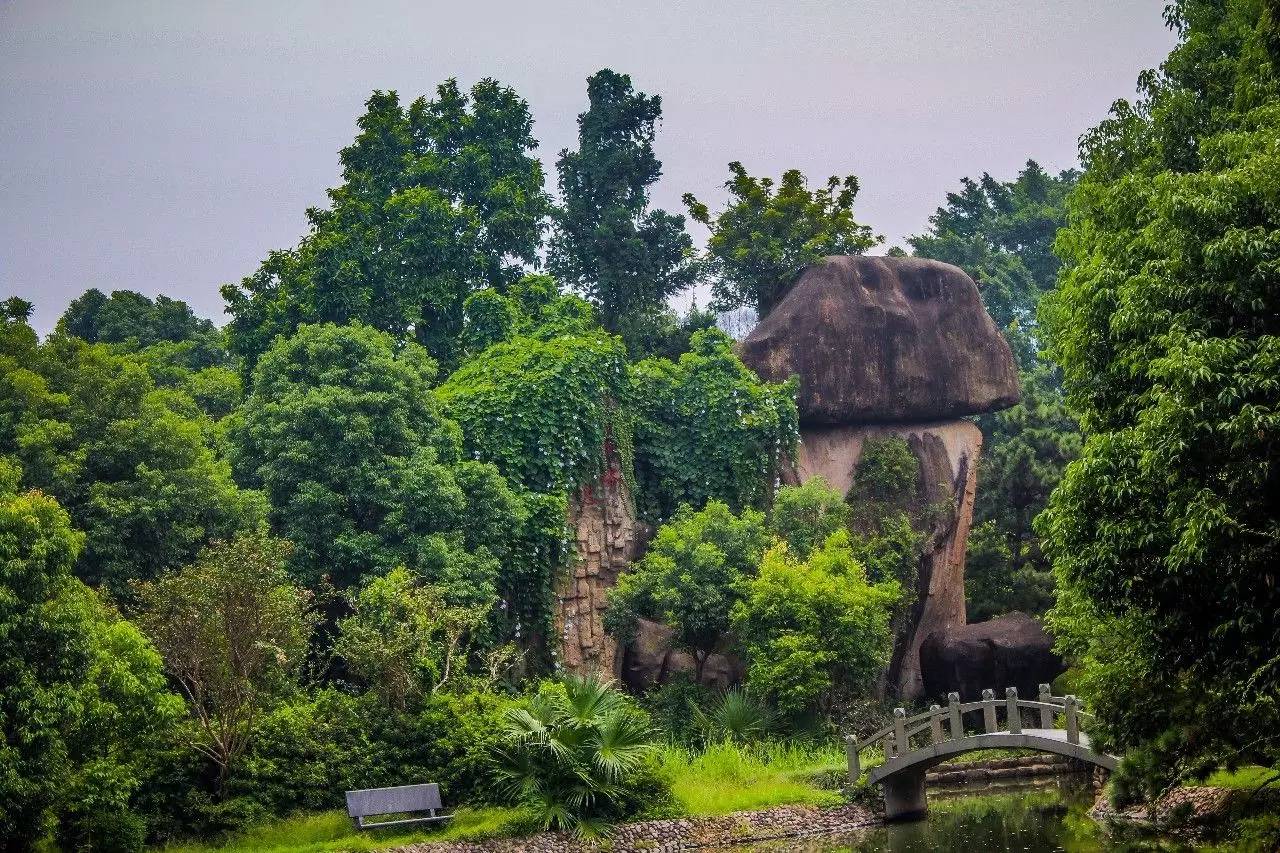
[729,776,1197,852]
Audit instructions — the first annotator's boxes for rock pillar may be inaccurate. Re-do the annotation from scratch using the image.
[556,455,638,676]
[793,420,981,699]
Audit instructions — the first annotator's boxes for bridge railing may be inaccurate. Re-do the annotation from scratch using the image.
[843,684,1094,781]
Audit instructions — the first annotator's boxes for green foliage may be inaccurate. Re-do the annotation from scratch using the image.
[52,583,184,853]
[684,163,880,316]
[966,367,1079,620]
[437,327,632,495]
[605,501,770,678]
[232,322,551,619]
[334,567,515,710]
[222,81,549,371]
[0,316,265,592]
[232,689,513,818]
[0,475,180,850]
[492,675,668,836]
[731,531,900,717]
[690,688,774,745]
[1039,0,1280,797]
[132,533,317,791]
[631,328,798,522]
[548,69,697,351]
[59,288,218,348]
[767,476,850,560]
[0,481,90,845]
[656,740,845,816]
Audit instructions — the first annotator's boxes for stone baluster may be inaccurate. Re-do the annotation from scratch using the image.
[1039,683,1054,729]
[1065,695,1080,745]
[893,708,907,754]
[1006,686,1021,734]
[845,734,860,783]
[929,704,943,743]
[948,692,962,740]
[982,689,997,733]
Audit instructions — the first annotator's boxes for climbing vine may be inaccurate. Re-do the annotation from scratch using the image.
[631,328,799,522]
[436,331,633,496]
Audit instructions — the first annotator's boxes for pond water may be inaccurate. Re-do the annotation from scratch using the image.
[730,776,1198,852]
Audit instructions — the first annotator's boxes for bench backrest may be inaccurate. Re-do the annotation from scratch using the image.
[345,783,442,818]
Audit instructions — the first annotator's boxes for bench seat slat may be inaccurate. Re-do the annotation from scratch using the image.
[346,783,443,819]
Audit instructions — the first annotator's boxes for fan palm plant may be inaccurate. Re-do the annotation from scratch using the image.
[691,687,773,745]
[493,674,658,836]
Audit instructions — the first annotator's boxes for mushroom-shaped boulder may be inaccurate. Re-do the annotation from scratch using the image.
[738,256,1020,424]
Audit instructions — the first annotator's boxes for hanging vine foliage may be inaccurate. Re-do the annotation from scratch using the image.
[631,328,798,522]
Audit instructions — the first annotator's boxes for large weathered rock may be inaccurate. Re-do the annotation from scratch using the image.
[788,420,981,699]
[617,617,745,692]
[919,612,1065,701]
[739,256,1020,424]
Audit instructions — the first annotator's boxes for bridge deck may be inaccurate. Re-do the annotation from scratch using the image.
[867,728,1116,784]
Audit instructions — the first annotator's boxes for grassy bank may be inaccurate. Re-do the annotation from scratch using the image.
[155,739,851,853]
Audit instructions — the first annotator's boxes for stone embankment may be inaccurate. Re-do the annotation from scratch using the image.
[926,753,1087,785]
[392,803,879,853]
[1090,785,1236,833]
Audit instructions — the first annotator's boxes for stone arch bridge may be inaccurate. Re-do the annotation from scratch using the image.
[845,684,1117,819]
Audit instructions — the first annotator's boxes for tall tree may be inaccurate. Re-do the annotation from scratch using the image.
[1039,0,1280,799]
[223,80,550,372]
[910,164,1080,620]
[910,162,1077,354]
[684,164,880,317]
[549,69,697,350]
[0,309,265,593]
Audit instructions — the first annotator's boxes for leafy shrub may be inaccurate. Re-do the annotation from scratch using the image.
[732,530,900,717]
[493,675,666,836]
[605,501,769,680]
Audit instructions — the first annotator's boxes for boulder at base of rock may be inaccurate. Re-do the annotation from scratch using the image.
[738,256,1020,424]
[919,612,1065,701]
[618,617,744,692]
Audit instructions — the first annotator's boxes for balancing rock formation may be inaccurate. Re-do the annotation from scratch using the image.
[738,255,1021,700]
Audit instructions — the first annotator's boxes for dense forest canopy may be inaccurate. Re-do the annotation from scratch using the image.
[2,3,1278,847]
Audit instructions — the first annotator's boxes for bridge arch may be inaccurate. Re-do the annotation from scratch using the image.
[845,685,1117,820]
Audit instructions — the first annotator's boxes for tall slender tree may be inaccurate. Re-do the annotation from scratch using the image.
[549,70,696,350]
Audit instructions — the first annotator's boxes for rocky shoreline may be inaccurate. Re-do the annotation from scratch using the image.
[392,803,881,853]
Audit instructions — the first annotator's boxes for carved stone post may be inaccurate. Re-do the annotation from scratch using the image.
[1065,695,1080,745]
[1038,683,1054,729]
[845,734,860,783]
[1006,686,1021,734]
[929,704,943,743]
[948,692,962,739]
[894,707,907,754]
[982,688,997,733]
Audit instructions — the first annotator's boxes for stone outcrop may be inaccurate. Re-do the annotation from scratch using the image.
[556,453,639,675]
[790,420,982,699]
[617,617,745,692]
[739,256,1020,424]
[919,611,1065,701]
[739,255,1022,700]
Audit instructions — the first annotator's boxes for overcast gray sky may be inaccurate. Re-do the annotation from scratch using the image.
[1,1,1177,333]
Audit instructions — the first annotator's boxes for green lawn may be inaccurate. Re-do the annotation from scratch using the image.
[658,740,848,816]
[1197,765,1279,791]
[157,805,530,853]
[159,739,853,852]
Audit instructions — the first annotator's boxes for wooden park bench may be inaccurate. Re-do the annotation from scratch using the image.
[344,783,453,830]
